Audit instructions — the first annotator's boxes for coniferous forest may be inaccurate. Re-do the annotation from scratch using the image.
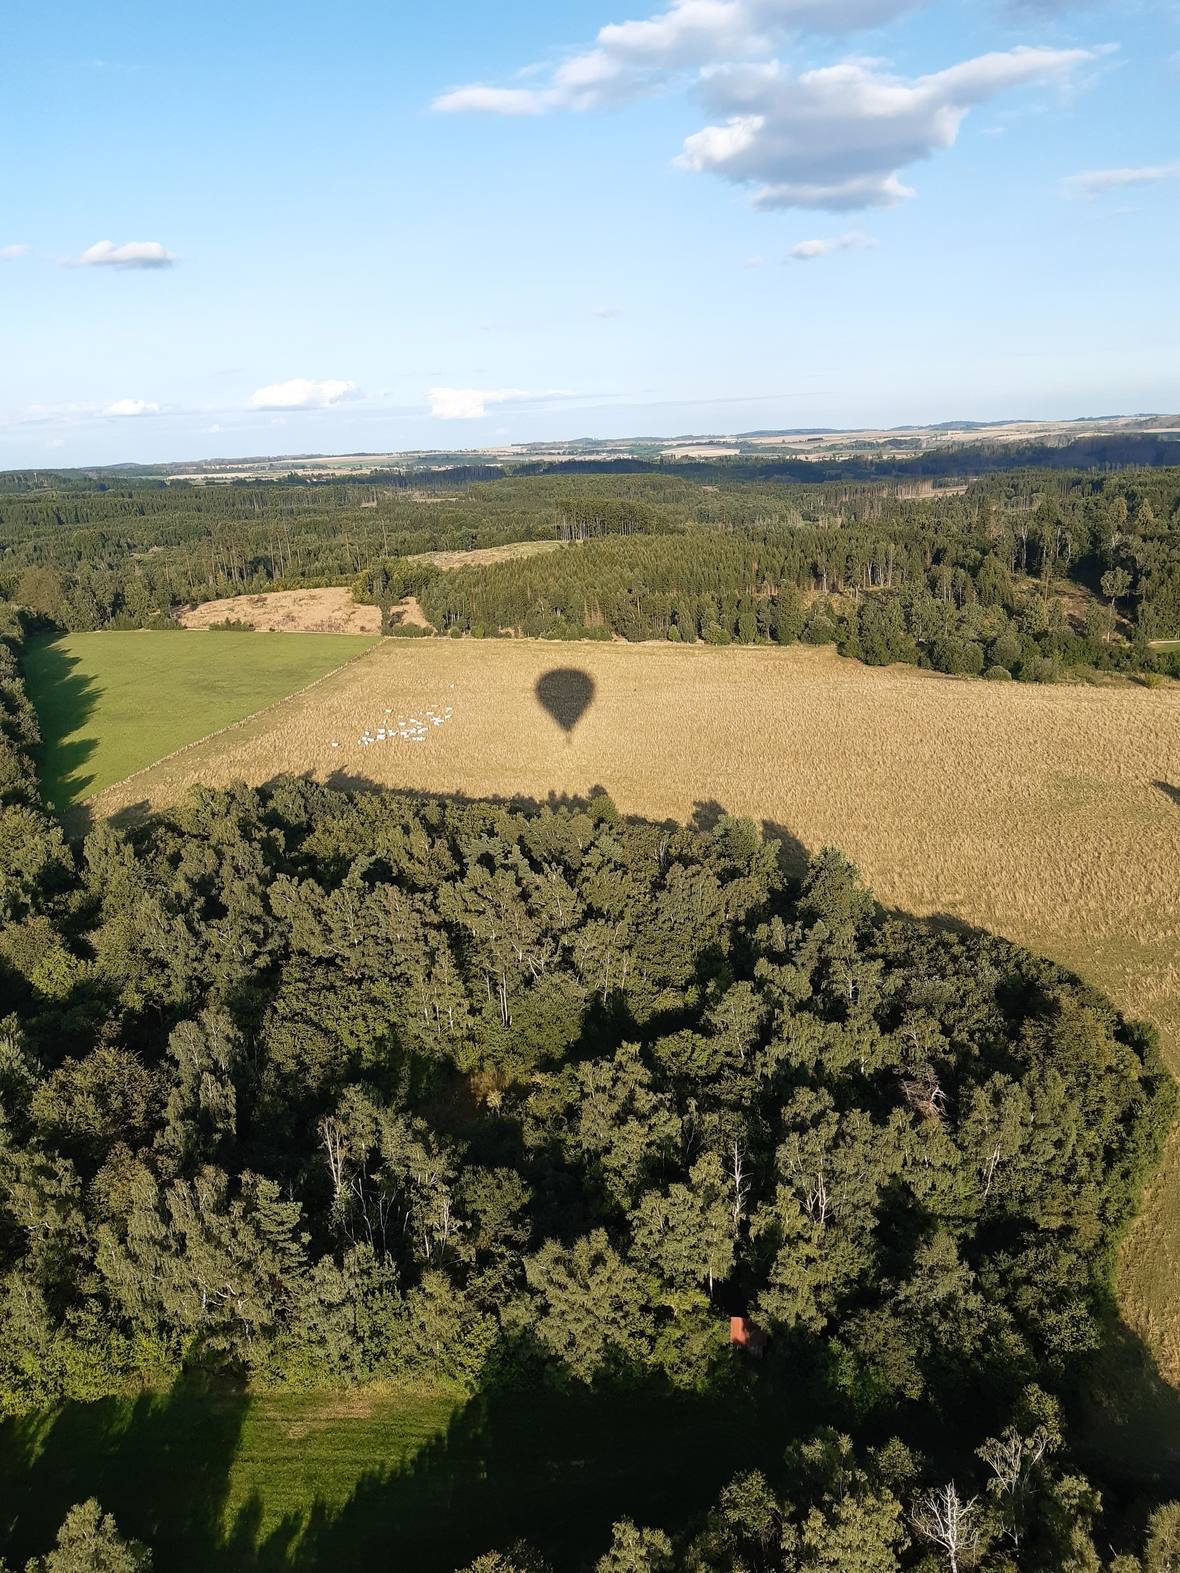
[2,461,1180,683]
[1,574,1179,1568]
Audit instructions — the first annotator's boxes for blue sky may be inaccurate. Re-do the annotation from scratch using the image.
[2,0,1177,465]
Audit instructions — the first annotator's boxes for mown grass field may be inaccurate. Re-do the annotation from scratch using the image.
[82,639,1180,1404]
[0,1375,787,1570]
[23,630,378,812]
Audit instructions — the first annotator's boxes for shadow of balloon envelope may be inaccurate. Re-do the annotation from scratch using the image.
[535,669,596,739]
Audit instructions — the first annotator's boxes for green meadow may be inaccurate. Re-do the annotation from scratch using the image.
[22,630,377,812]
[0,1376,788,1571]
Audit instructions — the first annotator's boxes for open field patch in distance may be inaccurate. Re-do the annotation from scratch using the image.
[176,586,382,635]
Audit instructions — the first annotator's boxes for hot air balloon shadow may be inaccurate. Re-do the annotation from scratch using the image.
[536,669,595,743]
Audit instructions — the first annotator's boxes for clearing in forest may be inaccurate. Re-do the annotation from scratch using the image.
[80,638,1180,1409]
[23,629,378,811]
[176,586,382,634]
[407,539,564,570]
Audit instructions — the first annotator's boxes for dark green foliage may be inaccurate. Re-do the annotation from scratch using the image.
[2,467,1179,677]
[23,1499,151,1573]
[0,544,1176,1566]
[0,776,1171,1457]
[0,607,73,921]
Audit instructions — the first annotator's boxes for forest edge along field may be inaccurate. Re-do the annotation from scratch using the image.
[20,630,378,813]
[10,0,1180,1558]
[3,453,1180,1570]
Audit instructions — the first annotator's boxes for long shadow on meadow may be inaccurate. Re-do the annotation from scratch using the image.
[21,635,103,813]
[7,1320,1180,1572]
[268,1358,804,1573]
[0,1372,250,1572]
[0,1359,802,1573]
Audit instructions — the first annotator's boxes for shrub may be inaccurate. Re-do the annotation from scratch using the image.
[931,636,985,676]
[985,664,1013,682]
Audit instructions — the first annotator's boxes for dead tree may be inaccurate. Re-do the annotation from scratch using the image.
[910,1482,981,1573]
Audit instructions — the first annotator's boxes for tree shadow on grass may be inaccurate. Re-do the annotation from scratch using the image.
[284,1364,791,1573]
[1156,781,1180,810]
[6,1326,1180,1572]
[0,1357,804,1573]
[0,1371,251,1572]
[22,635,102,815]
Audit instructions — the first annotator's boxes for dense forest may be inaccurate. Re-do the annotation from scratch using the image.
[414,468,1180,678]
[1,601,1178,1568]
[1,460,1178,683]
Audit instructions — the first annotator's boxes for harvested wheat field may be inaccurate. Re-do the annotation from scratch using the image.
[86,639,1180,1382]
[177,587,382,634]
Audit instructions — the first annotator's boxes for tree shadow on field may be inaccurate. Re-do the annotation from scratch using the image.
[64,797,158,841]
[22,635,102,815]
[0,1357,800,1573]
[0,1371,250,1572]
[282,1362,794,1573]
[1155,781,1180,810]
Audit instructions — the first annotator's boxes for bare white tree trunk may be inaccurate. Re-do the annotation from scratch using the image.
[911,1482,981,1573]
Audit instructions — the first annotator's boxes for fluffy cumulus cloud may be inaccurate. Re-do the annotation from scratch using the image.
[72,240,177,269]
[679,46,1094,209]
[428,387,572,419]
[0,244,29,260]
[434,0,924,115]
[248,378,359,410]
[105,399,160,417]
[790,229,876,258]
[1064,160,1180,195]
[435,0,1097,216]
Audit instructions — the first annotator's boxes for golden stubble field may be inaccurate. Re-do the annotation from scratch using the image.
[87,639,1180,1379]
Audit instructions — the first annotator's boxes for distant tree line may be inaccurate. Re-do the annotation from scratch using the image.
[2,464,1177,679]
[418,471,1180,680]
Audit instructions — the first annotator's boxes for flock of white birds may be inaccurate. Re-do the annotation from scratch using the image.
[329,684,457,753]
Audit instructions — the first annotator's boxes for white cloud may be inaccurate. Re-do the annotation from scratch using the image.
[433,0,925,116]
[434,84,557,114]
[679,46,1094,209]
[435,4,1096,216]
[105,399,160,417]
[72,240,177,269]
[744,254,766,267]
[1064,160,1180,195]
[790,229,877,258]
[0,244,29,260]
[249,378,359,410]
[428,387,572,419]
[207,423,223,434]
